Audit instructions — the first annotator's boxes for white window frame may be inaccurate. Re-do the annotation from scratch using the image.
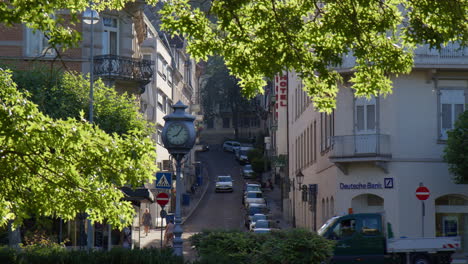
[25,27,56,57]
[439,89,466,140]
[355,96,376,134]
[102,16,119,55]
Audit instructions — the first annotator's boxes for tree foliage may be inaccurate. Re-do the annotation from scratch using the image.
[444,111,468,184]
[159,0,467,112]
[0,69,157,229]
[10,66,152,137]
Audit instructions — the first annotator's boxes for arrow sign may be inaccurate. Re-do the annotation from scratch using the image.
[156,193,170,206]
[156,172,172,189]
[416,186,430,201]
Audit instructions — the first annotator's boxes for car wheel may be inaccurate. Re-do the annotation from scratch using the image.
[413,254,431,264]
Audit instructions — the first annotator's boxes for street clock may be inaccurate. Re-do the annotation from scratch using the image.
[162,101,196,155]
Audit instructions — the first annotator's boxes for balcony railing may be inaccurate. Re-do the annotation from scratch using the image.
[94,55,154,85]
[336,43,468,71]
[329,134,391,159]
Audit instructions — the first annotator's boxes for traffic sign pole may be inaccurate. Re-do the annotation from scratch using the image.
[416,183,430,237]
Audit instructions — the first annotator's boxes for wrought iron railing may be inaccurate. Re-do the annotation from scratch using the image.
[94,55,154,84]
[330,134,391,158]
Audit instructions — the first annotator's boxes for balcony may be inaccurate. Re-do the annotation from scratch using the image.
[94,55,154,93]
[335,43,468,72]
[329,134,391,174]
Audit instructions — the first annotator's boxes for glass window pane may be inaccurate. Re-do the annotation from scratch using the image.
[356,106,364,131]
[442,104,452,129]
[367,105,376,130]
[454,104,465,123]
[109,31,117,55]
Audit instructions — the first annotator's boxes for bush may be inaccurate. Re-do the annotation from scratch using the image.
[191,229,335,264]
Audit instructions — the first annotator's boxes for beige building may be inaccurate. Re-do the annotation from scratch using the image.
[281,44,468,254]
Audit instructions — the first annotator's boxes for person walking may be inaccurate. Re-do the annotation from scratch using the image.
[164,220,174,248]
[141,208,152,236]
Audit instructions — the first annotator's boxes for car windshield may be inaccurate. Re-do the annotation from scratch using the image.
[253,215,266,222]
[244,165,252,170]
[247,192,263,198]
[317,216,339,236]
[248,206,266,216]
[246,186,261,192]
[255,220,270,228]
[218,176,232,182]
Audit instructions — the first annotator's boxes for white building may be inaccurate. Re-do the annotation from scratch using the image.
[283,44,468,254]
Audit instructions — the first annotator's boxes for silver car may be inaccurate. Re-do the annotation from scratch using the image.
[244,191,266,206]
[222,141,241,152]
[241,164,255,179]
[215,175,233,192]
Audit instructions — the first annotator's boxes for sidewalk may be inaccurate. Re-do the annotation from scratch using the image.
[262,183,292,230]
[139,162,210,250]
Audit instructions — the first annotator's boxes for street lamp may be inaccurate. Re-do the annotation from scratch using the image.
[82,5,100,123]
[82,4,99,250]
[162,101,196,256]
[295,170,304,227]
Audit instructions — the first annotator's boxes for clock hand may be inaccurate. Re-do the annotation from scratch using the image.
[174,127,183,137]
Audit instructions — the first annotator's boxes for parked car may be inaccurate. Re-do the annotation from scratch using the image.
[244,191,266,207]
[241,164,255,179]
[235,146,253,164]
[215,175,234,192]
[248,213,267,229]
[244,183,261,193]
[245,203,269,227]
[222,141,241,152]
[250,219,279,230]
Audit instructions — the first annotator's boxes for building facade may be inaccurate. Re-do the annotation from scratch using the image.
[283,44,468,254]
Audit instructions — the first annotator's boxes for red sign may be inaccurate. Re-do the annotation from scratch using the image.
[416,186,430,201]
[274,74,288,118]
[156,193,170,206]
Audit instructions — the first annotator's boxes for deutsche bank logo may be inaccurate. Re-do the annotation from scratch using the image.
[384,178,394,189]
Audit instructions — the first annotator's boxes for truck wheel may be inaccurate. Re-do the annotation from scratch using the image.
[412,254,431,264]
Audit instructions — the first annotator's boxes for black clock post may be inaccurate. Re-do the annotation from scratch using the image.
[161,101,196,256]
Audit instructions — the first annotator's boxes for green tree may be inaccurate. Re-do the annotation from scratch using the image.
[11,66,152,137]
[0,69,157,229]
[159,0,467,112]
[444,111,468,184]
[201,56,257,138]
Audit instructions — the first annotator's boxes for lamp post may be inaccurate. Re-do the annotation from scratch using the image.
[162,101,196,257]
[295,170,304,227]
[83,4,100,250]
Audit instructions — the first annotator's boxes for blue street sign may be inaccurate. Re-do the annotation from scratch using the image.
[156,172,172,189]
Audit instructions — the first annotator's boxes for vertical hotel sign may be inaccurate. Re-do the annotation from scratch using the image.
[275,73,288,156]
[275,74,288,118]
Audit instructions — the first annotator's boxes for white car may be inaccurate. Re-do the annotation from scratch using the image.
[222,141,241,152]
[215,175,233,192]
[244,191,266,206]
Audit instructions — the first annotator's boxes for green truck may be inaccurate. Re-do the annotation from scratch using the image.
[318,213,460,264]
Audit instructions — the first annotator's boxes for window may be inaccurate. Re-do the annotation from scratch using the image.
[440,90,465,140]
[157,126,163,145]
[206,119,214,129]
[361,215,381,236]
[320,112,334,152]
[25,27,55,57]
[157,56,164,75]
[157,93,164,111]
[102,16,119,55]
[167,67,173,85]
[222,117,230,128]
[331,219,356,240]
[355,96,376,133]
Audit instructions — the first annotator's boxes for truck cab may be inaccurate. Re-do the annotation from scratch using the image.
[318,214,386,264]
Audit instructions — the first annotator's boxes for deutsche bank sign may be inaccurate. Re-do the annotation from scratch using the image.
[340,178,394,190]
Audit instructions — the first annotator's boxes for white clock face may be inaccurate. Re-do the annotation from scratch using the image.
[167,123,189,145]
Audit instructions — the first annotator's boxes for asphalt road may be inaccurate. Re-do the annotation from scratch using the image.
[184,145,245,231]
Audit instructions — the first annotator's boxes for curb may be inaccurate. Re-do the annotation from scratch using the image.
[181,171,210,225]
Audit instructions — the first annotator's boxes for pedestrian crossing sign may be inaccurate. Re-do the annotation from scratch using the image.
[155,172,172,189]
